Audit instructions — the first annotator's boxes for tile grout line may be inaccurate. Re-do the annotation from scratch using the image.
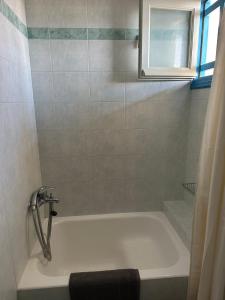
[28,27,139,41]
[0,1,139,41]
[86,0,91,90]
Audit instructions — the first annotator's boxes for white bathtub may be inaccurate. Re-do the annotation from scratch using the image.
[18,212,190,300]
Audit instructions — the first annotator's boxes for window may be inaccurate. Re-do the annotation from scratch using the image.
[191,0,223,89]
[139,0,201,80]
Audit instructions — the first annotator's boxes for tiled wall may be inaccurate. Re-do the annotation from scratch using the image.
[0,1,41,299]
[26,0,191,216]
[184,88,209,202]
[162,88,209,249]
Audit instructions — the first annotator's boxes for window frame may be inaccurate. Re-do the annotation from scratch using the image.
[139,0,201,81]
[191,0,224,89]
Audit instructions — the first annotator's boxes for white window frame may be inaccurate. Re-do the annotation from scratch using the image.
[139,0,201,80]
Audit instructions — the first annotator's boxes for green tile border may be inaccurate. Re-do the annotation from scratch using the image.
[27,28,50,39]
[88,28,125,40]
[0,1,139,41]
[28,27,139,41]
[125,29,139,41]
[0,0,27,37]
[49,28,87,40]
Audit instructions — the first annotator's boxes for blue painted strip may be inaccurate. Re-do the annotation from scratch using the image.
[197,61,215,72]
[205,0,223,15]
[191,75,212,89]
[205,0,215,9]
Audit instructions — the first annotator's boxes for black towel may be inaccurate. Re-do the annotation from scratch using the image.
[69,269,140,300]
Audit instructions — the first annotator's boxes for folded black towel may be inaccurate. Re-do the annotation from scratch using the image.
[69,269,140,300]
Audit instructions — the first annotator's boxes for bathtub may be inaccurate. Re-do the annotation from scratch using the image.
[18,212,190,300]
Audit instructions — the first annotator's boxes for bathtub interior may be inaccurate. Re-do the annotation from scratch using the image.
[38,215,179,276]
[18,212,190,292]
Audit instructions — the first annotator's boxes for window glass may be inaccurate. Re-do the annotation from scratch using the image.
[149,8,191,68]
[205,68,214,76]
[201,6,220,65]
[200,68,214,76]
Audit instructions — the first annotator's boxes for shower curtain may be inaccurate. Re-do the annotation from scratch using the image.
[187,9,225,300]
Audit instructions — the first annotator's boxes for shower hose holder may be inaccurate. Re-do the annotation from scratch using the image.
[29,186,59,261]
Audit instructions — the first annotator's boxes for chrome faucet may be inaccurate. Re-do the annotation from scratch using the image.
[30,186,59,209]
[29,186,59,261]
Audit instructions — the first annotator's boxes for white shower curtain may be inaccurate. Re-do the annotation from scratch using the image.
[187,9,225,300]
